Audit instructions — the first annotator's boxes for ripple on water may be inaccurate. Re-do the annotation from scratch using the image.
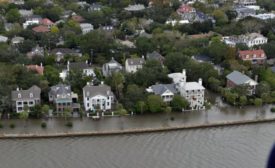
[0,123,275,168]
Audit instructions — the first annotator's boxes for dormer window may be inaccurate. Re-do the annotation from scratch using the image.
[30,93,33,98]
[18,93,21,98]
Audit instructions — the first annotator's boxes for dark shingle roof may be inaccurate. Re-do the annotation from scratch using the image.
[11,85,41,101]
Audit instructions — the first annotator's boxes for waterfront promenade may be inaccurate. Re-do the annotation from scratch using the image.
[0,104,274,138]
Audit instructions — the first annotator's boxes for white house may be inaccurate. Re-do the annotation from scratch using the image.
[168,69,205,110]
[80,23,94,34]
[125,57,145,73]
[11,85,41,113]
[0,35,8,43]
[23,15,42,29]
[223,33,268,47]
[83,82,114,112]
[146,84,177,102]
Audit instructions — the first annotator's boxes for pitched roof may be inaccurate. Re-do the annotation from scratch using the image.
[238,49,266,60]
[11,85,41,101]
[49,84,71,96]
[50,48,79,55]
[126,57,145,66]
[83,84,114,98]
[150,84,177,95]
[32,25,50,33]
[146,51,164,61]
[40,18,54,26]
[68,62,92,70]
[26,64,44,75]
[226,71,253,85]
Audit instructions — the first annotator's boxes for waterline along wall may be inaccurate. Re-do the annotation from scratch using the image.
[1,118,275,139]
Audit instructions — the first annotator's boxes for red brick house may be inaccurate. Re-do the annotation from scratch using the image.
[238,49,266,64]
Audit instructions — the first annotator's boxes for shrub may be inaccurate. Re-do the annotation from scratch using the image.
[10,123,15,129]
[41,122,47,128]
[65,121,73,127]
[271,107,275,113]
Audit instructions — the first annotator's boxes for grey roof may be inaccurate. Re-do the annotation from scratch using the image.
[69,62,91,70]
[49,84,71,96]
[226,71,252,85]
[146,51,164,61]
[12,85,41,101]
[50,48,80,55]
[126,58,145,66]
[150,84,178,95]
[83,84,114,97]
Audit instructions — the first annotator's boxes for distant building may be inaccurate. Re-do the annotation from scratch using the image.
[48,84,80,113]
[125,57,145,73]
[11,85,41,113]
[226,70,258,95]
[235,0,256,6]
[146,84,177,102]
[124,4,145,12]
[50,48,82,62]
[23,15,42,29]
[238,49,266,64]
[32,25,50,33]
[177,4,196,21]
[59,61,95,81]
[234,5,256,20]
[250,13,275,20]
[168,69,205,110]
[19,9,33,17]
[0,35,8,43]
[89,3,102,11]
[40,18,54,28]
[71,14,85,23]
[223,33,268,47]
[83,82,115,112]
[27,45,44,58]
[146,51,165,64]
[102,57,123,77]
[26,64,44,75]
[11,36,24,45]
[80,23,94,34]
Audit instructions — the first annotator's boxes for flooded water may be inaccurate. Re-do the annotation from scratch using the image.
[0,122,274,168]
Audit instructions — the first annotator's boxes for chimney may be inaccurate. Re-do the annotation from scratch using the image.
[40,62,43,67]
[142,55,144,59]
[255,75,258,82]
[182,69,186,76]
[101,81,104,85]
[86,60,88,64]
[16,87,19,91]
[198,78,202,85]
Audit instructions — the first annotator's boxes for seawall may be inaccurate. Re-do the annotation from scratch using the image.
[1,117,275,139]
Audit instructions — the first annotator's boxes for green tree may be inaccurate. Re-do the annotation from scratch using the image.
[170,95,189,111]
[212,9,228,26]
[239,96,247,107]
[136,101,146,114]
[110,72,125,99]
[147,95,163,113]
[41,104,50,117]
[19,110,29,127]
[6,8,20,23]
[44,65,60,85]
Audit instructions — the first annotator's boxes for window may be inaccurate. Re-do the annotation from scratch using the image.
[18,94,21,98]
[24,101,28,105]
[17,101,22,105]
[87,103,89,107]
[29,101,34,105]
[30,93,33,98]
[87,97,89,101]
